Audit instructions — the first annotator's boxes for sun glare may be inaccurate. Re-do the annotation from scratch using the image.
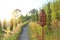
[0,13,11,22]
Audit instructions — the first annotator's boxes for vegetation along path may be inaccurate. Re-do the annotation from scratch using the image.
[18,24,30,40]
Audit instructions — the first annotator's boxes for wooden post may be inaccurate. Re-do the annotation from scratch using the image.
[39,9,46,40]
[42,27,44,40]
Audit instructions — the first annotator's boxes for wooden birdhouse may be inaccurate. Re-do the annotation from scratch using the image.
[39,9,46,27]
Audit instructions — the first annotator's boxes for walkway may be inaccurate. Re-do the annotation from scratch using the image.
[18,24,30,40]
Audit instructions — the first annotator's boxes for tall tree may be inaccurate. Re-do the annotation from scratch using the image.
[0,20,3,40]
[29,9,38,21]
[10,19,14,31]
[13,9,21,18]
[0,20,2,33]
[25,14,29,21]
[47,2,51,27]
[19,15,24,23]
[12,9,21,27]
[47,2,53,34]
[3,19,7,30]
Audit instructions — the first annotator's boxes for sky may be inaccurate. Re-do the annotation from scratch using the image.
[0,0,51,21]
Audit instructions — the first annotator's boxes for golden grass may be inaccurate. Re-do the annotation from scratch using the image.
[29,21,60,40]
[29,21,42,40]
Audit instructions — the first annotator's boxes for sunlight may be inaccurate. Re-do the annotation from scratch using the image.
[0,13,11,22]
[0,0,49,21]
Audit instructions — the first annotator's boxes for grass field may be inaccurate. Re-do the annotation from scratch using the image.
[29,21,60,40]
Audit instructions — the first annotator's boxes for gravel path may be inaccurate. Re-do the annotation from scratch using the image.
[18,24,30,40]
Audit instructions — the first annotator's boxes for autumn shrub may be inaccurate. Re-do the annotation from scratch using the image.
[4,21,29,40]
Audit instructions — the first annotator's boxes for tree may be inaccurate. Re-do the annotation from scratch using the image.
[0,20,3,40]
[13,9,21,18]
[25,14,30,21]
[29,9,38,21]
[10,19,14,31]
[47,2,53,34]
[12,9,21,27]
[3,19,7,30]
[53,1,60,12]
[17,14,30,23]
[56,12,60,21]
[0,20,2,33]
[47,2,51,26]
[18,15,24,23]
[35,10,38,21]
